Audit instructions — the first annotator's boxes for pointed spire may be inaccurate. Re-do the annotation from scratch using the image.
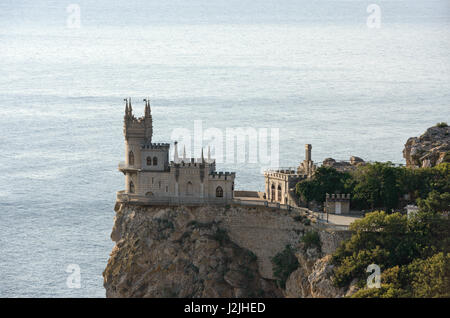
[201,147,205,163]
[128,97,132,115]
[208,146,211,162]
[143,98,150,117]
[174,141,179,163]
[183,145,186,161]
[124,98,129,116]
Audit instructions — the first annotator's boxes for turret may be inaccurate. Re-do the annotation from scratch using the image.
[144,98,151,117]
[143,98,153,143]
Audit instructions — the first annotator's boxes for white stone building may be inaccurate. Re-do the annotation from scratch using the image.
[117,98,235,205]
[263,144,316,205]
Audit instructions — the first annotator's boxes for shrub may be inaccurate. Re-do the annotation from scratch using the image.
[272,245,299,288]
[300,231,321,251]
[436,122,448,128]
[213,228,230,245]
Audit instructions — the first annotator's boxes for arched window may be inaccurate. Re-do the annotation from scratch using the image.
[147,156,152,166]
[128,151,134,166]
[277,185,282,202]
[186,181,193,196]
[129,181,135,193]
[153,156,158,166]
[216,186,223,198]
[271,184,275,202]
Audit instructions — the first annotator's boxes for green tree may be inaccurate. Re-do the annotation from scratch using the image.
[351,162,401,211]
[296,166,351,204]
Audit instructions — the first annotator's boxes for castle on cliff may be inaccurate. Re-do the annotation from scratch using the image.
[117,98,235,205]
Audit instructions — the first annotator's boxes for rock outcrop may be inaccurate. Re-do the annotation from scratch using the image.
[403,124,450,168]
[103,203,352,298]
[284,231,356,298]
[322,156,365,172]
[104,204,284,297]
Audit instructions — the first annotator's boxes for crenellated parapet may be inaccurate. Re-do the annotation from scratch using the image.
[209,171,236,180]
[325,193,351,201]
[141,143,170,150]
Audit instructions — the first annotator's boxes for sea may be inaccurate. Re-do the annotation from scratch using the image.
[0,0,449,297]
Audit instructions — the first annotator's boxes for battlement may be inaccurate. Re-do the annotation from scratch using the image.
[141,142,170,150]
[209,171,236,180]
[264,167,299,176]
[325,193,351,201]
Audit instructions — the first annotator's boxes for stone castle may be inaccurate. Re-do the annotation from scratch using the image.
[117,98,235,205]
[116,98,357,213]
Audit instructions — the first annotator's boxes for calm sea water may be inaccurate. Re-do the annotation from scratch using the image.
[0,0,449,297]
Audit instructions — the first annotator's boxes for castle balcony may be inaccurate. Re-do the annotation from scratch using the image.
[118,161,140,173]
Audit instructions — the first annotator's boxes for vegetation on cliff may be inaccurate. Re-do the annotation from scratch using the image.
[296,162,449,212]
[271,245,299,289]
[295,159,449,297]
[331,205,449,297]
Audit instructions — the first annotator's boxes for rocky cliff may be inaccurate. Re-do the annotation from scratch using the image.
[403,124,450,168]
[103,203,353,298]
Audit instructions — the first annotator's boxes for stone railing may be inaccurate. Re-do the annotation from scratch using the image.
[116,191,352,230]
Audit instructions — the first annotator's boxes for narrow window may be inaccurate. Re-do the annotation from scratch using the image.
[186,181,193,196]
[216,186,223,198]
[129,181,135,193]
[129,151,134,166]
[153,156,158,166]
[147,156,152,166]
[277,185,282,202]
[271,184,275,201]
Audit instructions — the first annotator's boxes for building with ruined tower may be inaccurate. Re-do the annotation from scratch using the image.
[264,144,317,205]
[116,98,235,205]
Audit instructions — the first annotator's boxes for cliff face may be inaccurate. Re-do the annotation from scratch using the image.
[403,124,450,168]
[103,203,352,298]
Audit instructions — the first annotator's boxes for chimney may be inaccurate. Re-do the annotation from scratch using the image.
[174,141,179,162]
[305,144,312,162]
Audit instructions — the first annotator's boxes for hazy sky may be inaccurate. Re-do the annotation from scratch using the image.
[1,0,449,29]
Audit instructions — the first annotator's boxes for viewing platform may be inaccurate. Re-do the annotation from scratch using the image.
[118,162,140,173]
